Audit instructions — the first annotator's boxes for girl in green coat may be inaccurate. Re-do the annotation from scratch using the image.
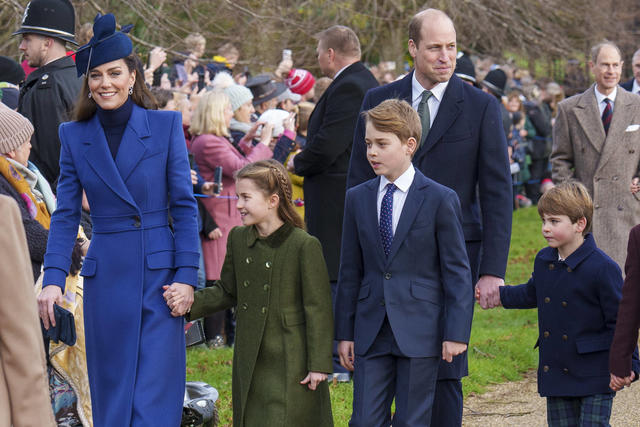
[165,159,334,426]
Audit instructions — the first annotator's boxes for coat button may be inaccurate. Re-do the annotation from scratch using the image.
[133,215,141,227]
[562,301,568,307]
[384,273,391,280]
[243,280,250,288]
[543,365,549,372]
[261,307,267,314]
[263,284,270,291]
[613,176,619,181]
[630,149,636,154]
[618,205,624,211]
[246,257,253,264]
[241,303,248,310]
[543,331,549,338]
[563,368,569,374]
[567,267,572,272]
[544,297,550,303]
[562,334,568,341]
[548,264,555,270]
[265,261,272,269]
[595,204,600,209]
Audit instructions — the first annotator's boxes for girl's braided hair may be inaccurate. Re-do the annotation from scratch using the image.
[235,159,305,230]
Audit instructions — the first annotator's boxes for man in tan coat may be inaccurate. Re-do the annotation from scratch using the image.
[551,41,640,270]
[0,194,55,426]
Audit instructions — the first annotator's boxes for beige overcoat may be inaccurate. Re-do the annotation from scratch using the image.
[551,85,640,269]
[0,195,55,426]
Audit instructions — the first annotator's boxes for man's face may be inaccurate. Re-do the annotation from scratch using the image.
[632,55,640,85]
[19,33,48,67]
[590,45,622,93]
[316,41,333,78]
[408,17,457,89]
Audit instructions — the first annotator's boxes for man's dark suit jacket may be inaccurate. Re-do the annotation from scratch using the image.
[347,72,512,379]
[294,61,378,281]
[621,78,635,92]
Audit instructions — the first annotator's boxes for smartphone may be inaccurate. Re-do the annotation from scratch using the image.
[282,49,292,62]
[213,166,223,195]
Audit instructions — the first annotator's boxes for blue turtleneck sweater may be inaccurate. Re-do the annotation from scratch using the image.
[96,98,134,159]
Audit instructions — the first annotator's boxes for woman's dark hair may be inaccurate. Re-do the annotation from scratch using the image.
[73,53,158,121]
[150,88,173,109]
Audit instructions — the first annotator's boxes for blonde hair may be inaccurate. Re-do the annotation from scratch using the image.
[363,99,421,156]
[184,33,206,54]
[189,90,230,137]
[537,181,593,235]
[235,160,305,230]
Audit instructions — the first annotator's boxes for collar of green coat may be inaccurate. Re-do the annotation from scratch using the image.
[246,222,295,248]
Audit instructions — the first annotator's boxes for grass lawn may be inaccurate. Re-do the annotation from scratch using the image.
[186,207,547,426]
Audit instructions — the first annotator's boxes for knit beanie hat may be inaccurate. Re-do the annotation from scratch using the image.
[286,69,315,95]
[224,84,254,112]
[0,102,34,154]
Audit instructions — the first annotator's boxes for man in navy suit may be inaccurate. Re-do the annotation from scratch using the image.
[336,99,473,426]
[347,9,512,426]
[621,48,640,93]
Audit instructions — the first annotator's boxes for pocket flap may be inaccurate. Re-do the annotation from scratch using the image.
[282,310,305,327]
[147,250,175,270]
[80,257,97,277]
[358,285,370,300]
[575,335,613,354]
[410,280,442,305]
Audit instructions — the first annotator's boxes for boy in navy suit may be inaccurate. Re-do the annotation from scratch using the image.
[335,99,473,426]
[479,182,639,426]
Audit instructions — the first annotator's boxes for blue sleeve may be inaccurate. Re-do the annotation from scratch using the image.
[499,274,538,309]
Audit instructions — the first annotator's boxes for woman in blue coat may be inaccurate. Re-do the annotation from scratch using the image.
[37,14,199,426]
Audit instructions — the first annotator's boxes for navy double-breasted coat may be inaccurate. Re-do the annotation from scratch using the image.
[43,105,200,426]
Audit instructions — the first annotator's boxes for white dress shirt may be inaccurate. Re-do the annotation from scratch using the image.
[333,64,350,80]
[377,165,416,234]
[411,73,449,127]
[594,85,617,116]
[632,79,640,95]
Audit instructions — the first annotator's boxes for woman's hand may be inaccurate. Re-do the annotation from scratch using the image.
[259,123,275,147]
[162,283,194,317]
[244,121,265,142]
[37,285,63,329]
[283,112,296,133]
[300,371,327,390]
[191,169,198,186]
[208,228,223,240]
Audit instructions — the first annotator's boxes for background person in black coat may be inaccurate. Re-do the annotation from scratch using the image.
[289,25,378,379]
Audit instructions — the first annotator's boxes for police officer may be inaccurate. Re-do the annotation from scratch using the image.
[14,0,81,185]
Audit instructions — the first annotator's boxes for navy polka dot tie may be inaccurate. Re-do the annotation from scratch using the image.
[380,183,397,257]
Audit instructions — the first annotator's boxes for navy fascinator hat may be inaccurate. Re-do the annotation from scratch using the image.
[74,13,134,77]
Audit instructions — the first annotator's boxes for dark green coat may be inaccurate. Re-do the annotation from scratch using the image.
[190,223,334,426]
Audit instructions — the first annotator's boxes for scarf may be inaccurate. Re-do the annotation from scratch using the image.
[0,156,50,229]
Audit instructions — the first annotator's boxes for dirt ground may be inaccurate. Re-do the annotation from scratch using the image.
[462,370,640,426]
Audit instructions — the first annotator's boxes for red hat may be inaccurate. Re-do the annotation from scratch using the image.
[286,69,315,95]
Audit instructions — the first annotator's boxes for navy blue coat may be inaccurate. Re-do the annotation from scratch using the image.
[500,234,638,397]
[621,78,635,92]
[43,105,200,426]
[335,169,473,358]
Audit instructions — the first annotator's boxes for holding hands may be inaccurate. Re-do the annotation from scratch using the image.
[475,275,504,309]
[610,371,635,391]
[300,371,327,390]
[162,282,195,317]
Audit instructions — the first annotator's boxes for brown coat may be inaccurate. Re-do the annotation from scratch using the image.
[551,85,640,269]
[0,195,55,426]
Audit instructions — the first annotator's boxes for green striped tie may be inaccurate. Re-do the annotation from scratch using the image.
[417,90,432,146]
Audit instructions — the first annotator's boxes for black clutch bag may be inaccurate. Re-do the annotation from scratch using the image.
[41,304,76,347]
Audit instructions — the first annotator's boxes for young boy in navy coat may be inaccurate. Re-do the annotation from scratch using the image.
[480,182,639,426]
[335,99,473,426]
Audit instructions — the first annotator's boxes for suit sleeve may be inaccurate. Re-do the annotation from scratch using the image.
[0,198,56,426]
[477,96,513,278]
[347,91,377,189]
[42,123,83,291]
[499,274,538,309]
[167,113,200,286]
[300,236,334,373]
[294,81,365,177]
[610,226,640,376]
[550,102,575,183]
[334,189,364,341]
[436,190,474,343]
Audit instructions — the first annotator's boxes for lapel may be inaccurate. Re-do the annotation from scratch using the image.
[363,177,388,266]
[385,171,428,266]
[415,74,463,162]
[573,86,606,153]
[115,104,150,182]
[309,62,364,125]
[597,88,635,171]
[396,71,413,103]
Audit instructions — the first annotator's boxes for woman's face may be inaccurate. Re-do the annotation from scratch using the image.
[234,101,255,124]
[88,58,135,110]
[507,97,521,113]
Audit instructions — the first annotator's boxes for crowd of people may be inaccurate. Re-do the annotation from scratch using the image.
[5,0,640,426]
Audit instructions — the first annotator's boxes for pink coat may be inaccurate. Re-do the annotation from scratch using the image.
[191,134,272,279]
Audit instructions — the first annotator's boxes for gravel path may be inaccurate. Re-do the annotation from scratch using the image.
[462,370,640,426]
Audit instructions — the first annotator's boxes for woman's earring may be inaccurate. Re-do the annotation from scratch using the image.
[88,92,92,99]
[128,86,133,95]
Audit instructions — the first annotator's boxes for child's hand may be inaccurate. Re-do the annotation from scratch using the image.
[300,371,327,390]
[337,340,355,371]
[631,177,640,194]
[610,371,635,391]
[442,341,467,363]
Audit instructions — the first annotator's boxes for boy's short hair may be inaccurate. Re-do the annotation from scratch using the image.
[363,99,421,156]
[537,181,593,234]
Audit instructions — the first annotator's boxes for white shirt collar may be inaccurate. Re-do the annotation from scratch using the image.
[412,72,449,104]
[594,85,617,105]
[378,164,415,194]
[633,79,640,94]
[333,64,351,80]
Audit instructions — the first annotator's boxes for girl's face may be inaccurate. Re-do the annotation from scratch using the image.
[234,101,255,124]
[507,97,521,113]
[88,58,135,110]
[236,178,278,226]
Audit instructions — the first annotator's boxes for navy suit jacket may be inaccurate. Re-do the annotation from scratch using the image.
[347,72,512,280]
[621,78,635,92]
[335,169,473,358]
